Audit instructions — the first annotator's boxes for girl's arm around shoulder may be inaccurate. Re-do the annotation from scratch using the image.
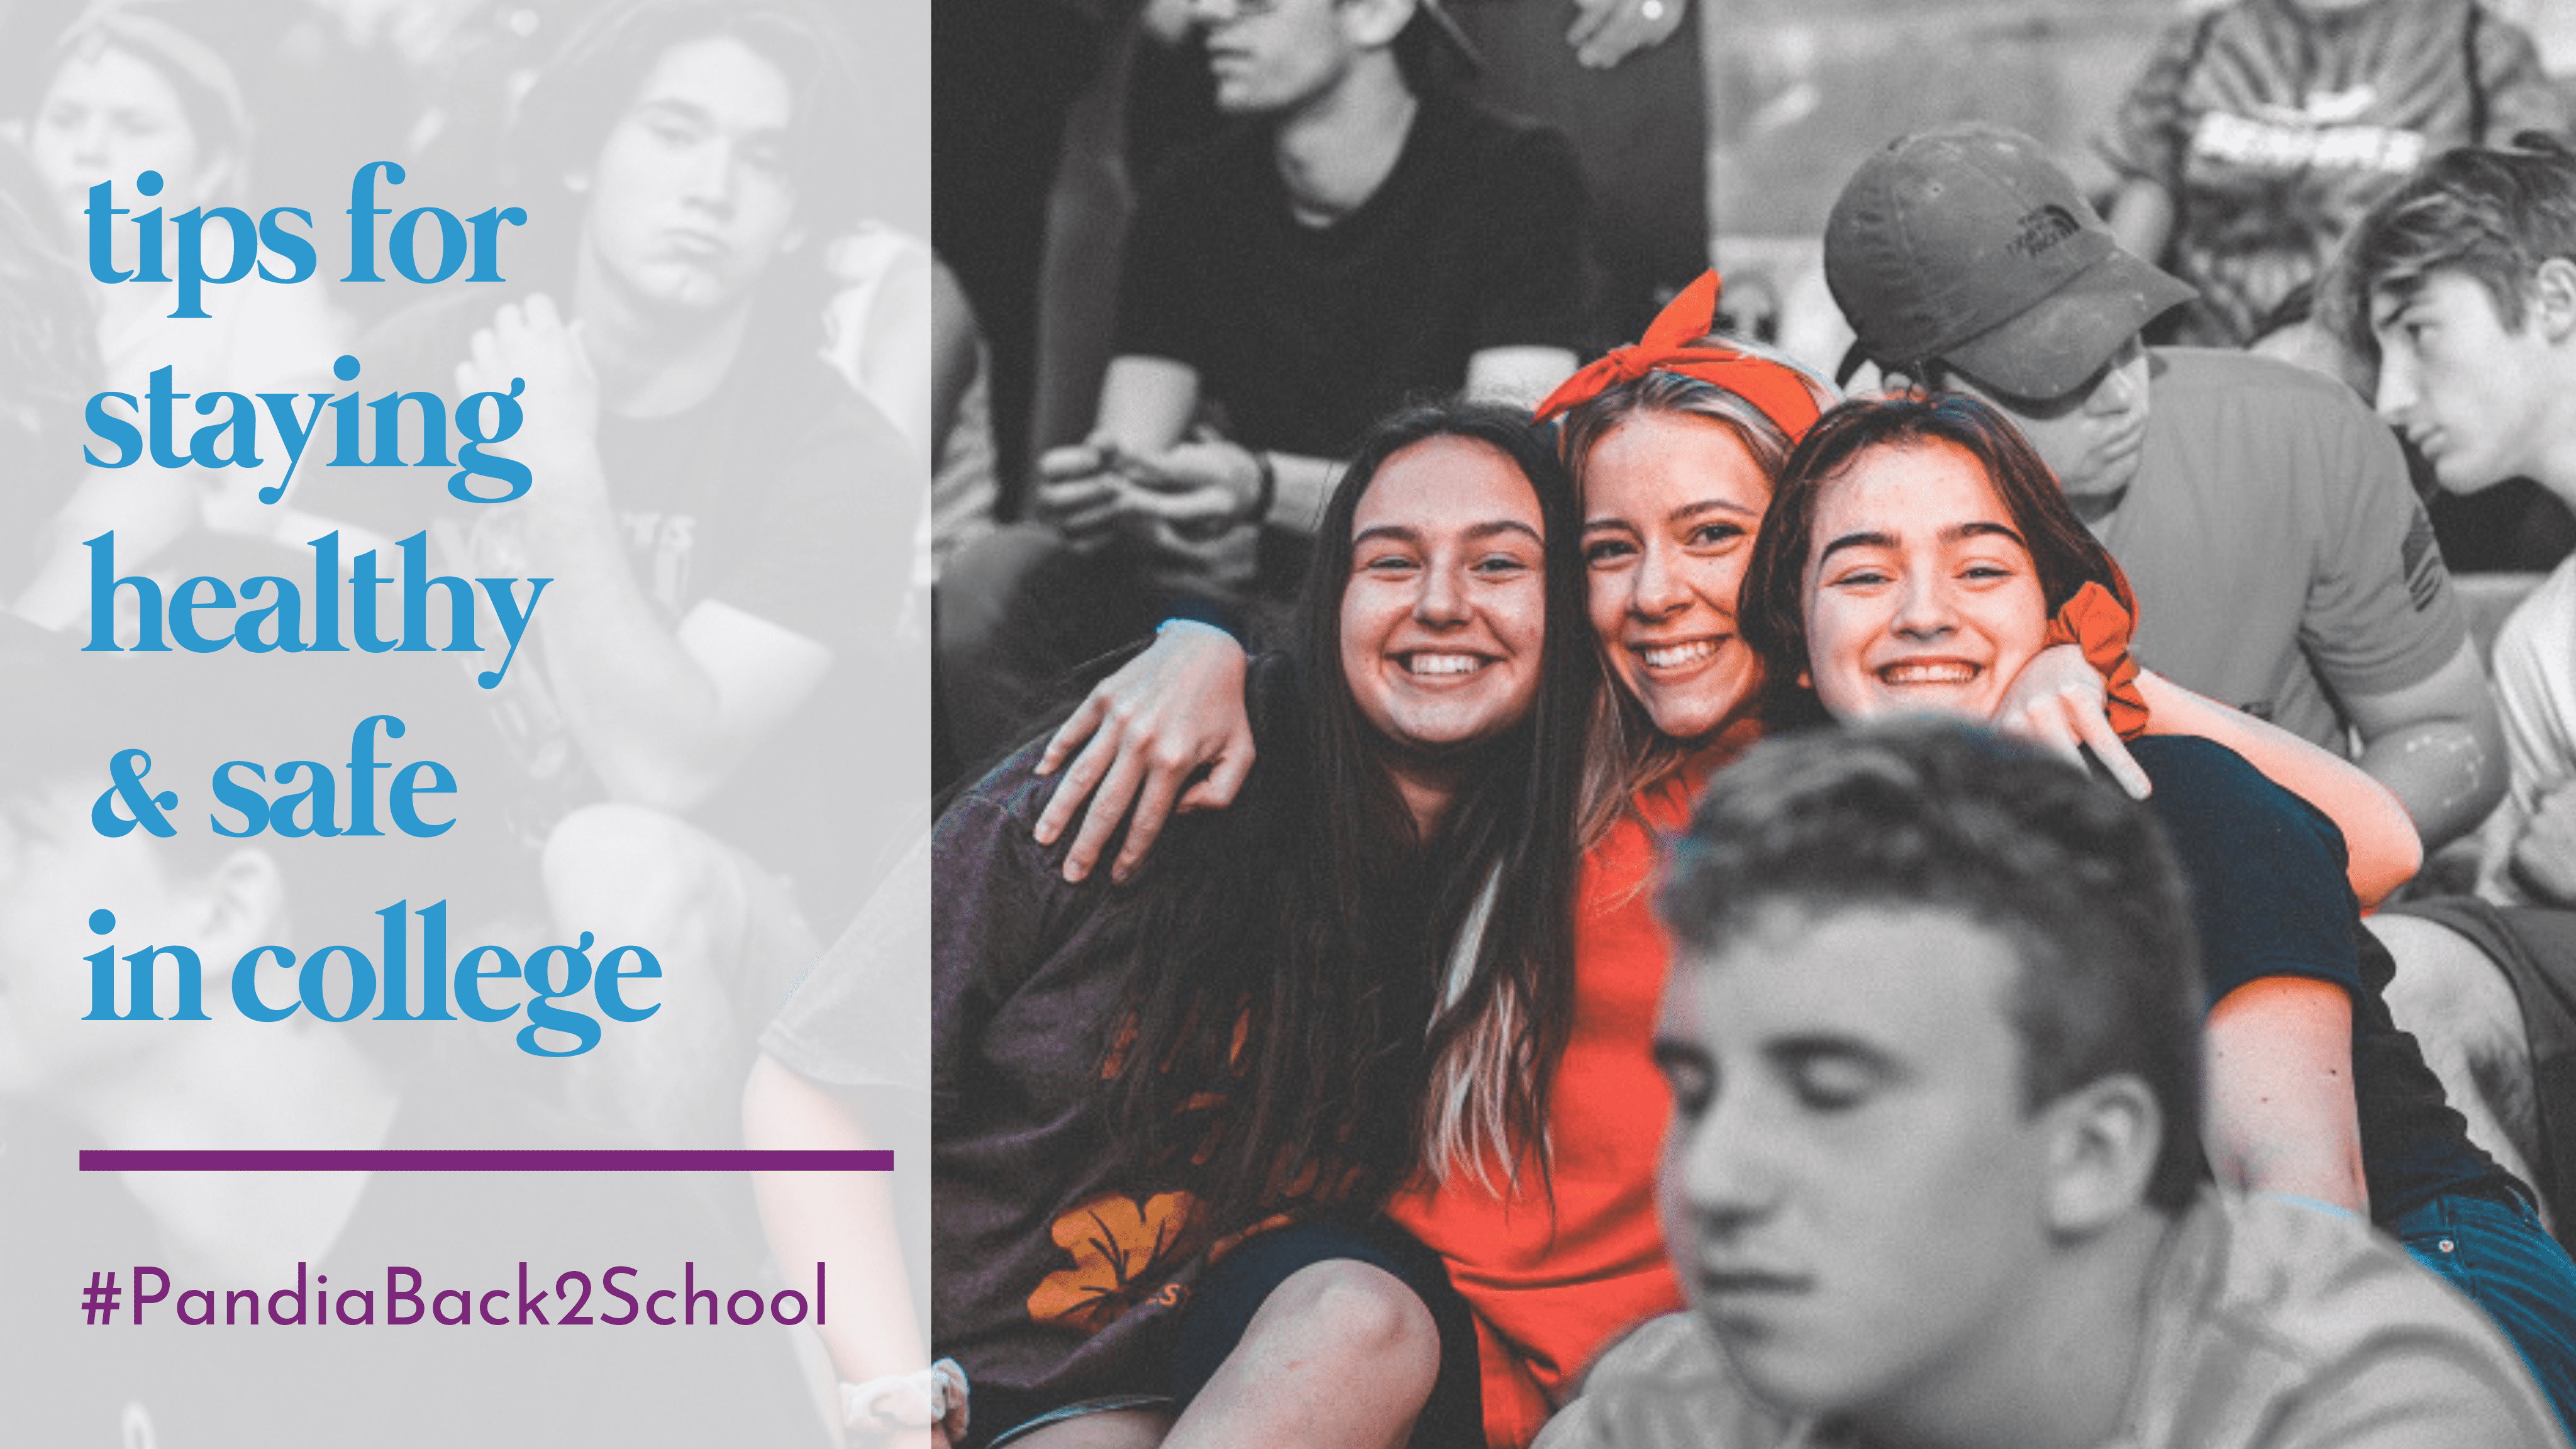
[2136,670,2421,907]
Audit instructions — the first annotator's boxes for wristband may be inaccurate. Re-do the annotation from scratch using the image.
[1240,448,1278,529]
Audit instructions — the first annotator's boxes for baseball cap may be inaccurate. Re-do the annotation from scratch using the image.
[1825,123,2195,397]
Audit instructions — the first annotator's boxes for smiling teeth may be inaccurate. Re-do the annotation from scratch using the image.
[1882,662,1975,684]
[1640,640,1721,669]
[1407,654,1484,676]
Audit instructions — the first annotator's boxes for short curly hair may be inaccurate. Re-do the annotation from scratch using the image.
[1660,718,2207,1212]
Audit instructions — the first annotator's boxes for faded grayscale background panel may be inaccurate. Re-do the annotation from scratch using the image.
[0,0,928,1444]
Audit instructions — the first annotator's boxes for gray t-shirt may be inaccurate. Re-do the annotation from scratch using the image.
[2097,0,2561,349]
[2100,348,2464,751]
[1533,1191,2562,1449]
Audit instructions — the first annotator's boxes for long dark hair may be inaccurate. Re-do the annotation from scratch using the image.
[1740,391,2124,712]
[1104,401,1594,1227]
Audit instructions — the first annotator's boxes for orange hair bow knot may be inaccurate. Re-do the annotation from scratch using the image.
[1534,270,1826,441]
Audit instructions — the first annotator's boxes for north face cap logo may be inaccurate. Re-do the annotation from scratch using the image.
[2007,206,2081,258]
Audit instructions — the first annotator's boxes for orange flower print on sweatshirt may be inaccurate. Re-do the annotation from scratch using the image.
[1026,1191,1199,1333]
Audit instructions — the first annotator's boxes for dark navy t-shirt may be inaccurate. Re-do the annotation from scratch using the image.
[2130,735,2508,1221]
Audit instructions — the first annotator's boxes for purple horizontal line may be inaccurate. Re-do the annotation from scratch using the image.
[79,1150,895,1172]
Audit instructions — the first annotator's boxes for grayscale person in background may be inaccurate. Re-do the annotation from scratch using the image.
[936,0,1589,767]
[2336,133,2576,1255]
[1825,122,2505,852]
[1538,720,2565,1449]
[317,0,919,1148]
[0,1,931,1444]
[12,0,355,629]
[2099,0,2562,351]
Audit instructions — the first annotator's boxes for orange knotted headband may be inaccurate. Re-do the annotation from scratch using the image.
[1534,270,1826,441]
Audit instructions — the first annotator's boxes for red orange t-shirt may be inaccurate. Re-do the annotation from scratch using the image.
[1386,748,1732,1446]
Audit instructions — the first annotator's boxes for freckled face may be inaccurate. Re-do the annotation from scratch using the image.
[1580,413,1770,743]
[1801,441,2050,725]
[1340,436,1549,756]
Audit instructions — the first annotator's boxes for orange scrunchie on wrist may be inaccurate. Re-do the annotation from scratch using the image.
[2042,579,2151,739]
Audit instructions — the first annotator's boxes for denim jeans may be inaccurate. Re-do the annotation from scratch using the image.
[2390,1186,2576,1442]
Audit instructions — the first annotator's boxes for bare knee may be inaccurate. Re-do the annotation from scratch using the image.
[1252,1259,1438,1385]
[1167,1258,1440,1449]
